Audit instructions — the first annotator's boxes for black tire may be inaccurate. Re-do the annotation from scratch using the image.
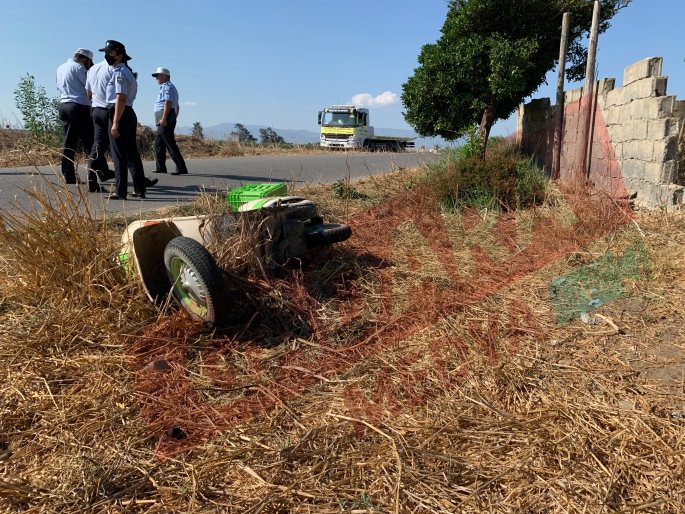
[274,239,290,265]
[284,202,319,221]
[163,237,230,327]
[305,223,352,249]
[362,139,373,152]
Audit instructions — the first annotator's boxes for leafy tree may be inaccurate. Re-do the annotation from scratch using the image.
[259,127,285,144]
[402,0,631,155]
[230,123,257,144]
[13,74,61,145]
[191,122,204,140]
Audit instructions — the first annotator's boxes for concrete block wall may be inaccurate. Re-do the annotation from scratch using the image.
[517,57,684,210]
[677,100,685,184]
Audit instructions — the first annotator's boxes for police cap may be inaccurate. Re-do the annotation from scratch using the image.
[99,40,132,61]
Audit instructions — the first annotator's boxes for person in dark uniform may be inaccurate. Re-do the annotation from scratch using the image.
[87,57,158,193]
[151,67,188,175]
[100,40,146,200]
[55,48,94,184]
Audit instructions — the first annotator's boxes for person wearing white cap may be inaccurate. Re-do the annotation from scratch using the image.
[55,48,95,184]
[151,67,188,175]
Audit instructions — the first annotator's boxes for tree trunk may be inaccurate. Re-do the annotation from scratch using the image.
[478,95,499,159]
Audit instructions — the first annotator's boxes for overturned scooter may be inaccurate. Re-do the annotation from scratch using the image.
[119,184,352,326]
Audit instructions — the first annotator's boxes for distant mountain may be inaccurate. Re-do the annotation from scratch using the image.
[176,123,446,149]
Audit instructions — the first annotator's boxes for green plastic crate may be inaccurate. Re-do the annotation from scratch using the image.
[226,183,288,212]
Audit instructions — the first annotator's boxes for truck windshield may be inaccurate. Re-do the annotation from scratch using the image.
[322,111,357,126]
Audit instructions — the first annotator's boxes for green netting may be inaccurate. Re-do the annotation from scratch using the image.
[549,239,651,326]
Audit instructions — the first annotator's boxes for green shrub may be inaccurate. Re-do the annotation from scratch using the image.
[13,74,61,147]
[459,126,483,160]
[424,146,462,178]
[515,158,548,208]
[427,139,547,212]
[488,135,506,147]
[333,179,369,200]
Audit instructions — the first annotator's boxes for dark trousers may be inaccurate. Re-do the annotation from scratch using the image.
[58,102,94,181]
[108,106,145,198]
[88,107,111,183]
[155,111,187,173]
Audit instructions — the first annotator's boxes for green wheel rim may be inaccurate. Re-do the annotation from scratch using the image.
[170,256,208,316]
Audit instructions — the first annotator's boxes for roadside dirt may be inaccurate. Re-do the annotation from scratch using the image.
[1,166,684,512]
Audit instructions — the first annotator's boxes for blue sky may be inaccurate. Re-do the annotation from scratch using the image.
[0,0,682,137]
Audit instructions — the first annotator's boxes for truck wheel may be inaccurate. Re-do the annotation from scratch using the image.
[363,139,373,152]
[164,237,230,327]
[305,223,352,249]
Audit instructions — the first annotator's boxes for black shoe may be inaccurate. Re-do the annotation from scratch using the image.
[64,176,77,185]
[89,183,102,193]
[107,193,126,200]
[145,177,159,187]
[152,169,167,174]
[130,191,146,198]
[170,169,188,175]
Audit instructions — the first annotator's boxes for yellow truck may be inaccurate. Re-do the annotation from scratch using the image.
[317,105,415,151]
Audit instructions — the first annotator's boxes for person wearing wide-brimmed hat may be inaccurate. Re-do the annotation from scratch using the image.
[100,40,146,199]
[55,48,95,184]
[151,67,188,175]
[86,55,158,194]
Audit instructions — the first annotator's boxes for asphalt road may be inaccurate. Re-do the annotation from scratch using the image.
[0,153,436,214]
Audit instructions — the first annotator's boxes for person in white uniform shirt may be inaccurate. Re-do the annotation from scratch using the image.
[100,40,146,199]
[55,48,94,184]
[151,67,188,175]
[86,53,158,193]
[85,55,115,190]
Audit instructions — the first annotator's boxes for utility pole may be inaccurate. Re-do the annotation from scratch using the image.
[552,12,571,180]
[581,0,601,178]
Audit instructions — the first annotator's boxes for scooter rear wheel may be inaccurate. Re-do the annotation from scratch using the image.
[163,237,230,328]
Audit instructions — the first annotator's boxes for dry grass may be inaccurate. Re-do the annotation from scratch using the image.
[0,129,66,167]
[0,127,370,168]
[1,163,685,513]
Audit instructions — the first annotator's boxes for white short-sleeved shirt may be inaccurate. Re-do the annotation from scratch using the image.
[154,81,179,114]
[105,64,137,106]
[85,60,113,108]
[56,58,90,105]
